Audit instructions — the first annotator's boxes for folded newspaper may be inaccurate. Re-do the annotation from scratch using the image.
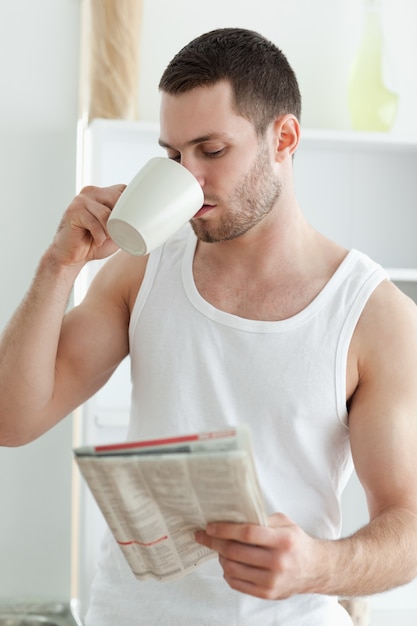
[74,425,267,582]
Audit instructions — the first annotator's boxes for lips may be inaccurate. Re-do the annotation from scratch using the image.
[193,204,215,218]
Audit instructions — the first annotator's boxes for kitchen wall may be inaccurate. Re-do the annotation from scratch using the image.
[0,0,80,600]
[136,0,417,135]
[1,0,416,613]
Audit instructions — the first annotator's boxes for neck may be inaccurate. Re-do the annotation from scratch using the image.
[195,199,314,277]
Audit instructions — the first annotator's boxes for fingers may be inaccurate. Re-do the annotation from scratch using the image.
[218,556,285,600]
[195,523,291,570]
[194,516,308,600]
[195,523,264,550]
[79,184,126,210]
[196,528,264,563]
[68,196,110,247]
[53,184,126,265]
[196,513,293,548]
[72,184,126,243]
[195,525,288,600]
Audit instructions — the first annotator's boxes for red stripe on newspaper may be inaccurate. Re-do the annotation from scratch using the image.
[117,535,168,547]
[94,428,237,454]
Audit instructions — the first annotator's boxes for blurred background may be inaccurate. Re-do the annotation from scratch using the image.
[0,1,416,624]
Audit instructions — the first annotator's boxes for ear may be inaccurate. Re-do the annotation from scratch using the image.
[272,114,300,162]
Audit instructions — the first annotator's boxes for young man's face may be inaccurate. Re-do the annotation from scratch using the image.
[159,80,281,243]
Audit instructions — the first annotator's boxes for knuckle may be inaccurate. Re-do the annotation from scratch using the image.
[225,541,243,561]
[66,195,89,220]
[262,575,282,600]
[220,558,235,577]
[240,525,257,544]
[263,588,276,601]
[269,551,284,572]
[278,528,295,553]
[79,184,98,196]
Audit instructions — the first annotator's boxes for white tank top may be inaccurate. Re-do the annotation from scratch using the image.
[85,225,387,626]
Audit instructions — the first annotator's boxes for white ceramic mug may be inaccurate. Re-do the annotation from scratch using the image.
[107,157,204,255]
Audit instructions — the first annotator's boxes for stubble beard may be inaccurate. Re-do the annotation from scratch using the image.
[190,142,282,244]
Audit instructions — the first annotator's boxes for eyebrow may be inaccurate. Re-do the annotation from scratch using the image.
[158,132,231,150]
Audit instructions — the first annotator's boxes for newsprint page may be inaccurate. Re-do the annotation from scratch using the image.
[74,426,267,581]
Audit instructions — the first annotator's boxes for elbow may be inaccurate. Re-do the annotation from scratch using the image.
[0,401,72,447]
[0,417,54,448]
[0,427,38,448]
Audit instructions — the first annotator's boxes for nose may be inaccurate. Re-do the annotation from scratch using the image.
[180,156,205,189]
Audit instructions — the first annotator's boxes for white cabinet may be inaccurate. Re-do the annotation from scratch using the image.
[296,129,417,304]
[296,129,417,270]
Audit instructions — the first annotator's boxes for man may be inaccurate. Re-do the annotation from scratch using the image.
[1,28,417,626]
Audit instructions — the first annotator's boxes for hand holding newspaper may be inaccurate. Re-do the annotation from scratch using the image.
[74,425,267,582]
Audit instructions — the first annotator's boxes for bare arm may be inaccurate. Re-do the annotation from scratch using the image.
[328,279,417,594]
[195,280,417,599]
[0,184,145,446]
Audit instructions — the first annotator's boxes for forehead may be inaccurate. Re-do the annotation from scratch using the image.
[159,81,255,148]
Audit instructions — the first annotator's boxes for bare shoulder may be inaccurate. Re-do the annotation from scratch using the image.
[355,279,417,357]
[349,277,417,411]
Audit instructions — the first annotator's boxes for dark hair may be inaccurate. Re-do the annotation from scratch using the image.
[158,28,301,134]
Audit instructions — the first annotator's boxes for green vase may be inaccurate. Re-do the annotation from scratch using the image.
[348,0,398,131]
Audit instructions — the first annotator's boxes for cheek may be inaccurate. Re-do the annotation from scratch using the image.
[211,157,254,196]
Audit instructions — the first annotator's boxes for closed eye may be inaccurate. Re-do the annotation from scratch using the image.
[167,148,224,163]
[204,148,225,158]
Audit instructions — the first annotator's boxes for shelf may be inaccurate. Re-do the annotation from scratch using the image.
[86,120,417,154]
[385,268,417,282]
[300,128,417,153]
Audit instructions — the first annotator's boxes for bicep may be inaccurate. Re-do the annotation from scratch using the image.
[54,298,129,409]
[348,282,417,520]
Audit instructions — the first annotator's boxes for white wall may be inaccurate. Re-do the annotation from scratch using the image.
[0,0,80,601]
[138,0,417,136]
